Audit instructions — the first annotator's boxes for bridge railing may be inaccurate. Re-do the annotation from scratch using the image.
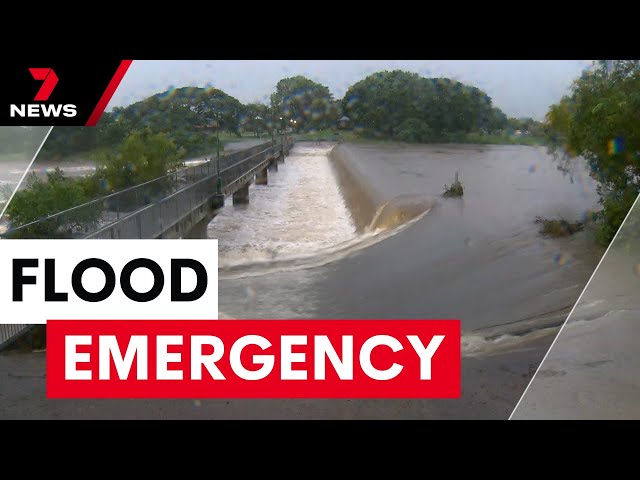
[89,142,281,239]
[0,159,215,239]
[0,138,289,240]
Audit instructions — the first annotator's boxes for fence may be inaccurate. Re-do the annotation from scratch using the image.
[0,138,291,240]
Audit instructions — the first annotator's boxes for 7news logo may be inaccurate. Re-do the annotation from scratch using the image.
[9,68,77,118]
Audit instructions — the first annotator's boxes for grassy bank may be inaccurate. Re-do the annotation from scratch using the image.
[35,133,267,164]
[459,133,546,146]
[292,129,546,146]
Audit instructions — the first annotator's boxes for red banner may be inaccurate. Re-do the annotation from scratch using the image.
[46,320,460,399]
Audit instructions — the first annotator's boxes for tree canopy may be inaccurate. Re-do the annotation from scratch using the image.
[95,129,184,192]
[40,86,245,160]
[545,60,640,243]
[342,70,509,141]
[37,71,531,163]
[270,76,341,132]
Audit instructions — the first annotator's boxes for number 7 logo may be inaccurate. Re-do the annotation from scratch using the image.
[29,68,59,101]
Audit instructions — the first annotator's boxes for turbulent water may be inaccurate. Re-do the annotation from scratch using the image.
[212,143,431,280]
[212,144,357,272]
[212,142,603,356]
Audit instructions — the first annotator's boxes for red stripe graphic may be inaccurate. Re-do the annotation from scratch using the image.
[85,60,133,127]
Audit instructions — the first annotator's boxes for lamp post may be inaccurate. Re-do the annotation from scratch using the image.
[279,116,285,156]
[214,113,222,195]
[215,113,220,161]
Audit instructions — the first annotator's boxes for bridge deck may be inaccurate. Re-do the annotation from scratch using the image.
[0,137,293,351]
[1,137,293,240]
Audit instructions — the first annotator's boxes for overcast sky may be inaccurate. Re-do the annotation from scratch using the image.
[108,60,593,121]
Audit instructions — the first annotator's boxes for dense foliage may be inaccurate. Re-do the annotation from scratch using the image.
[545,60,640,244]
[270,76,342,132]
[40,87,244,160]
[37,72,540,163]
[95,130,184,191]
[342,71,510,141]
[5,169,102,238]
[5,132,183,235]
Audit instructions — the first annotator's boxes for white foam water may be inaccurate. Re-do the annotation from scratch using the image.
[208,143,432,279]
[209,143,355,263]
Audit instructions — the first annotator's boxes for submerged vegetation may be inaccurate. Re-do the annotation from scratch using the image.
[535,216,585,237]
[443,172,464,197]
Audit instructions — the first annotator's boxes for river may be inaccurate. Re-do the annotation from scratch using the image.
[0,140,607,419]
[213,142,603,356]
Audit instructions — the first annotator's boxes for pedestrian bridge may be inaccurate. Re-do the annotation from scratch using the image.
[0,137,293,351]
[0,137,294,241]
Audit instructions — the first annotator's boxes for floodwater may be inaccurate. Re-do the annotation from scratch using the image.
[512,209,640,419]
[212,142,604,355]
[0,140,610,419]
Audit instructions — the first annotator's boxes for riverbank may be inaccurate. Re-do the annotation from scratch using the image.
[28,138,266,176]
[294,131,546,146]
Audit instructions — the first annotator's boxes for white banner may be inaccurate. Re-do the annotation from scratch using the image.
[0,239,218,324]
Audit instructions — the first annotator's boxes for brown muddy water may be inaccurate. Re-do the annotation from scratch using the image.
[213,142,604,356]
[0,140,609,419]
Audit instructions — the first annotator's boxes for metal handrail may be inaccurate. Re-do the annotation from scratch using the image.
[1,139,283,237]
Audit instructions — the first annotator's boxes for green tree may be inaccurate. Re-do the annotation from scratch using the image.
[342,70,499,141]
[270,76,335,131]
[5,169,102,238]
[37,86,242,160]
[193,87,244,135]
[395,118,434,143]
[487,108,508,133]
[545,60,640,244]
[96,130,184,192]
[242,103,270,137]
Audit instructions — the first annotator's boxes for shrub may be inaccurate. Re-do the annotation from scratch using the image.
[535,216,585,237]
[443,172,464,197]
